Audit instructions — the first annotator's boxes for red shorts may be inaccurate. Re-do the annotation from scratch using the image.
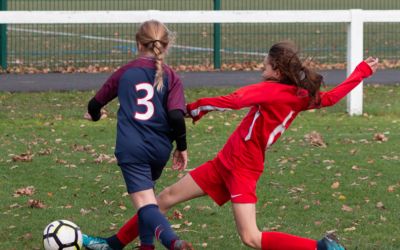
[189,157,261,206]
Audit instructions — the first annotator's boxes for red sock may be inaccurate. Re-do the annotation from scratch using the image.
[262,231,317,250]
[116,214,139,245]
[139,244,155,250]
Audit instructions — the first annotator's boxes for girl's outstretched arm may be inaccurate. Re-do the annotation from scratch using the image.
[187,82,271,122]
[316,57,378,108]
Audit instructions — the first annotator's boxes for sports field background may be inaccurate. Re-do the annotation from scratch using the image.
[0,85,399,249]
[4,0,400,70]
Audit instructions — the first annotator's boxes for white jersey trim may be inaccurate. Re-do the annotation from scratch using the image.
[245,108,261,141]
[267,110,295,147]
[190,105,232,117]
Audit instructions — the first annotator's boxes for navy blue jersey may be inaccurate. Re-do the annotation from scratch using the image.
[94,57,185,167]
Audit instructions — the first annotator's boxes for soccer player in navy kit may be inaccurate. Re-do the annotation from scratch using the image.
[84,42,378,250]
[82,20,193,250]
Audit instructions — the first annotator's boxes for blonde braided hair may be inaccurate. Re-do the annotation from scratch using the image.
[136,20,174,92]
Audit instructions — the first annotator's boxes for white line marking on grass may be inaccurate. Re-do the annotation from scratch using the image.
[10,27,136,43]
[9,27,266,56]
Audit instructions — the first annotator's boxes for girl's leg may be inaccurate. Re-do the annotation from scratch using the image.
[232,203,317,250]
[130,189,178,249]
[115,174,205,247]
[130,189,157,208]
[157,174,206,213]
[231,203,262,249]
[131,188,197,250]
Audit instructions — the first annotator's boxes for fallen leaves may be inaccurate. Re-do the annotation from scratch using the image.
[387,185,396,192]
[28,199,46,209]
[9,203,22,209]
[4,65,114,74]
[13,186,35,197]
[3,59,400,75]
[331,181,340,189]
[172,210,184,220]
[94,153,117,164]
[72,144,93,153]
[376,201,385,210]
[171,224,181,229]
[344,226,356,232]
[80,208,92,215]
[373,133,389,142]
[37,148,52,156]
[304,131,327,147]
[11,152,33,162]
[21,233,33,240]
[341,204,353,212]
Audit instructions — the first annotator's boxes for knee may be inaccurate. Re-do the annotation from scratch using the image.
[156,186,174,213]
[238,231,262,249]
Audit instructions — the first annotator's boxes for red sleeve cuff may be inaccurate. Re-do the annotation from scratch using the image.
[356,61,373,78]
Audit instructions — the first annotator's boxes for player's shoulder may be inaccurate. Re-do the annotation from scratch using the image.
[245,81,295,93]
[163,64,182,88]
[162,63,179,76]
[261,81,295,87]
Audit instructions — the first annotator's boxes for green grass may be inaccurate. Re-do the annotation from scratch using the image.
[0,85,400,249]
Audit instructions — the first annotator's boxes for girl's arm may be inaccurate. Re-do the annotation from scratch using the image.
[315,57,378,108]
[186,82,270,122]
[84,69,122,121]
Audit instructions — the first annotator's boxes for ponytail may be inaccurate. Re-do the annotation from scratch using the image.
[267,41,324,106]
[300,65,324,106]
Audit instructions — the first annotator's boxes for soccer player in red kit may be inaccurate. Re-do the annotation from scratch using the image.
[83,41,379,250]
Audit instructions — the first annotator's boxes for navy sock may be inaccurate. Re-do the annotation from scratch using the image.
[138,207,155,246]
[138,204,179,249]
[317,240,327,250]
[106,235,125,250]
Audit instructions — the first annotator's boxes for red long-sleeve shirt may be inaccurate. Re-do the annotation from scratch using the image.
[187,61,372,173]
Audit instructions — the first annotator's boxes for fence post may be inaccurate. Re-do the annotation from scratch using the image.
[346,9,364,116]
[213,0,221,69]
[0,0,7,70]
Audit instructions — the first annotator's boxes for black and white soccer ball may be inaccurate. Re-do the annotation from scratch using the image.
[43,220,83,250]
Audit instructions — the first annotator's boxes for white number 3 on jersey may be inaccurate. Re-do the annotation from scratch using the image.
[134,83,154,120]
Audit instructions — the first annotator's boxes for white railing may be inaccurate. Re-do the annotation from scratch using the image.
[1,9,399,115]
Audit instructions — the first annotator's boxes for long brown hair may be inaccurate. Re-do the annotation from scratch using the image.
[266,41,323,105]
[136,20,173,92]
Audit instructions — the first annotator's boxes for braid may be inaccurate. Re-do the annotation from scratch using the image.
[153,41,164,92]
[136,20,173,92]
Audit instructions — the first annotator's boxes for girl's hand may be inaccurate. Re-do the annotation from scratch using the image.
[84,110,107,121]
[172,149,188,171]
[364,57,379,73]
[83,112,93,121]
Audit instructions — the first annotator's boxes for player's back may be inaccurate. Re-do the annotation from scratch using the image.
[115,59,173,166]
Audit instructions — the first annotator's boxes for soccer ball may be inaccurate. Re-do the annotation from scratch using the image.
[43,220,83,250]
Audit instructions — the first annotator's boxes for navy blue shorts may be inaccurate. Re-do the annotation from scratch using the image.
[119,163,164,193]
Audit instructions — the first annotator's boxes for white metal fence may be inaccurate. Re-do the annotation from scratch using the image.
[1,9,399,115]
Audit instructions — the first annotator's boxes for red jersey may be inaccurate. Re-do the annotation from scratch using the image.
[187,61,372,173]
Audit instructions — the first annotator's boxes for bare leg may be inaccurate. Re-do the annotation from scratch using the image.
[129,189,157,209]
[232,204,318,250]
[232,203,262,249]
[157,174,206,213]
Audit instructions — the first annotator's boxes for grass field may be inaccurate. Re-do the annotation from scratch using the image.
[5,0,400,69]
[0,85,399,249]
